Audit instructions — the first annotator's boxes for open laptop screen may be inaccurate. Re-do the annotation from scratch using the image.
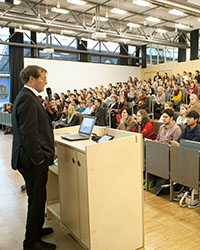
[79,116,96,136]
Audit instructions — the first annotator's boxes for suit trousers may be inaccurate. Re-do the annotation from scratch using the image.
[18,158,48,246]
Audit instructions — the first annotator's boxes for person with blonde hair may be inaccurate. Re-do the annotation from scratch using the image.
[189,94,200,115]
[176,104,189,125]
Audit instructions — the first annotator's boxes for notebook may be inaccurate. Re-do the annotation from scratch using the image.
[61,116,96,141]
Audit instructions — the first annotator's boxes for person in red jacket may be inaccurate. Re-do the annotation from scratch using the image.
[132,109,156,140]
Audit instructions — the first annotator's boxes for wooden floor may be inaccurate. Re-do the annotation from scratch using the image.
[1,131,200,250]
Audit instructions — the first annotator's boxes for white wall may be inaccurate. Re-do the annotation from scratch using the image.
[24,58,141,95]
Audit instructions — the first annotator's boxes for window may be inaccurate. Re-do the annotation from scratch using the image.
[87,39,100,51]
[0,27,10,107]
[101,41,120,54]
[128,45,137,56]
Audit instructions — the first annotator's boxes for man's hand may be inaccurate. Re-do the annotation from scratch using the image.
[46,100,57,114]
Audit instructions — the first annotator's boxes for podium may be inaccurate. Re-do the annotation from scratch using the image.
[47,126,144,250]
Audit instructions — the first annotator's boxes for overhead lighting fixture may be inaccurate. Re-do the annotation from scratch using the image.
[146,16,160,23]
[175,23,189,29]
[13,0,21,5]
[127,22,140,28]
[92,16,108,22]
[67,0,86,6]
[42,47,54,54]
[198,18,200,22]
[119,38,130,43]
[169,9,184,16]
[15,28,28,33]
[24,24,41,29]
[51,7,69,14]
[133,0,150,7]
[0,0,5,2]
[156,28,167,33]
[61,30,75,34]
[111,8,127,15]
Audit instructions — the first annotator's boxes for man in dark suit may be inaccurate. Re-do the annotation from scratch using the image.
[11,65,56,250]
[91,98,107,126]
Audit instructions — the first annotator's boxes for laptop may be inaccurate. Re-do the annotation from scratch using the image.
[61,116,96,141]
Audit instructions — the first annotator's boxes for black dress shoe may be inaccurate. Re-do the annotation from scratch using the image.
[41,227,54,237]
[24,240,56,250]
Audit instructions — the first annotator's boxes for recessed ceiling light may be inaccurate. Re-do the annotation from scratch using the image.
[24,24,41,29]
[13,0,21,5]
[133,0,150,7]
[169,9,184,16]
[175,23,189,29]
[93,16,108,22]
[60,30,75,34]
[156,28,167,33]
[127,22,140,28]
[119,38,130,43]
[146,16,160,23]
[51,7,69,14]
[15,28,28,33]
[67,0,86,5]
[111,8,127,15]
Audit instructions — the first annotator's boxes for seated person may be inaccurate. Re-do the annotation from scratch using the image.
[189,94,200,116]
[54,105,79,128]
[137,89,148,111]
[151,109,182,195]
[117,108,136,131]
[91,98,107,126]
[154,86,165,119]
[82,98,95,115]
[176,104,189,125]
[132,109,156,140]
[156,109,182,144]
[188,81,197,95]
[171,84,182,108]
[108,95,118,109]
[159,102,174,123]
[171,110,200,146]
[78,101,87,113]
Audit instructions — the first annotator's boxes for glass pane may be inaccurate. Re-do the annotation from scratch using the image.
[91,55,101,63]
[0,76,10,107]
[159,49,164,64]
[128,45,136,55]
[174,48,178,61]
[37,32,47,45]
[87,39,100,51]
[101,56,118,64]
[52,52,78,61]
[0,55,9,72]
[24,31,31,44]
[52,34,77,49]
[101,41,120,54]
[0,27,9,41]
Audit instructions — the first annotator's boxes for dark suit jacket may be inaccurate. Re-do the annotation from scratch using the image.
[11,87,54,170]
[91,106,107,126]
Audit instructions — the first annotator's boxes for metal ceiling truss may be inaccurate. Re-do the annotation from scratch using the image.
[0,0,193,49]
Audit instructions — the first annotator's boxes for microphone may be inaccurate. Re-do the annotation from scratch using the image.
[46,87,56,113]
[46,87,53,101]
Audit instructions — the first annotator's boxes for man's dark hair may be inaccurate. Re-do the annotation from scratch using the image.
[162,108,174,118]
[20,65,47,85]
[195,70,199,74]
[95,98,102,105]
[186,110,199,120]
